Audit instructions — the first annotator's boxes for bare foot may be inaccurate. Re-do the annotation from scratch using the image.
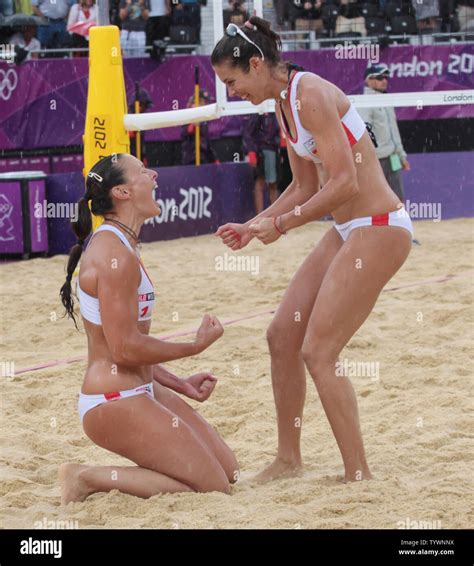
[252,458,303,484]
[58,463,93,505]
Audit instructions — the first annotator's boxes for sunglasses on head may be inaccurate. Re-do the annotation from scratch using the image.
[225,23,265,61]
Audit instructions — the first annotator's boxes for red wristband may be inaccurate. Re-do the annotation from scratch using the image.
[273,216,286,236]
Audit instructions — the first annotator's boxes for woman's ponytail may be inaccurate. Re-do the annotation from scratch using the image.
[245,15,282,55]
[59,195,92,330]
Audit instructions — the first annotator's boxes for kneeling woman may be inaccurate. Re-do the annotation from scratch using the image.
[59,153,238,504]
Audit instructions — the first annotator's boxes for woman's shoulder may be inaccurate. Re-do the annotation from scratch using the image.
[298,72,335,96]
[298,72,348,111]
[86,230,136,264]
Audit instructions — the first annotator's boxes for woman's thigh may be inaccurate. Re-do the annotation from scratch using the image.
[152,382,239,482]
[303,225,412,361]
[82,393,230,493]
[268,227,344,350]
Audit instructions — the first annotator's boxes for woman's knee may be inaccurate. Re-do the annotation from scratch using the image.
[209,434,239,485]
[301,336,338,378]
[267,320,302,356]
[193,466,231,494]
[84,399,231,494]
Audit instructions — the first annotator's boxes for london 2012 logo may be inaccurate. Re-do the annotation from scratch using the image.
[0,68,18,101]
[0,194,15,241]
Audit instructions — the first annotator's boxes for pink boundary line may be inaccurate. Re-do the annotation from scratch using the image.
[15,271,473,376]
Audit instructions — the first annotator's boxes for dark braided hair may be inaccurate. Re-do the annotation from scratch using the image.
[211,16,283,72]
[59,153,127,329]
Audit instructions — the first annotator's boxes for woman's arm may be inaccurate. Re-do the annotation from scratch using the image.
[152,364,186,393]
[216,106,324,249]
[243,106,323,227]
[153,364,218,402]
[119,0,130,21]
[216,142,321,249]
[236,104,321,231]
[67,4,78,28]
[244,142,321,227]
[97,236,223,367]
[278,81,359,233]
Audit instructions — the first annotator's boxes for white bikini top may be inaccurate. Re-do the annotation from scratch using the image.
[278,71,367,164]
[77,224,155,326]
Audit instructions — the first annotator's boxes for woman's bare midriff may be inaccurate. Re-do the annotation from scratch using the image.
[80,318,153,395]
[330,132,402,224]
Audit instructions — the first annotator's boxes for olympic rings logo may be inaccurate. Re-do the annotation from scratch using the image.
[0,69,18,101]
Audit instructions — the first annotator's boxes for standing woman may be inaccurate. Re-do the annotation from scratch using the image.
[212,18,414,482]
[59,153,238,504]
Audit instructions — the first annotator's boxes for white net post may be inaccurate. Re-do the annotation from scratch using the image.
[213,0,226,113]
[97,0,110,27]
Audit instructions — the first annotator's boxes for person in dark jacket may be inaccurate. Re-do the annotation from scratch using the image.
[242,112,280,214]
[128,87,153,166]
[181,90,219,166]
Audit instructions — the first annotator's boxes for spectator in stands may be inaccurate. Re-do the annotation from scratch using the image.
[273,0,290,28]
[119,0,150,57]
[14,0,34,15]
[456,0,474,30]
[223,0,248,28]
[0,0,14,16]
[358,64,410,202]
[289,0,324,37]
[172,0,205,44]
[242,112,280,214]
[8,25,41,59]
[181,90,219,166]
[336,0,367,36]
[67,0,97,53]
[110,0,122,26]
[128,87,153,165]
[31,0,72,49]
[277,130,292,195]
[411,0,440,32]
[146,0,171,47]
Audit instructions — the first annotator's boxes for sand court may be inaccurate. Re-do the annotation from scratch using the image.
[1,218,472,529]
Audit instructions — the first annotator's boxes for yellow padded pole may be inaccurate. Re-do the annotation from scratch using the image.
[83,25,130,231]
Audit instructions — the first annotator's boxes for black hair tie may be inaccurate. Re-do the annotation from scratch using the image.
[78,239,85,246]
[66,274,73,282]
